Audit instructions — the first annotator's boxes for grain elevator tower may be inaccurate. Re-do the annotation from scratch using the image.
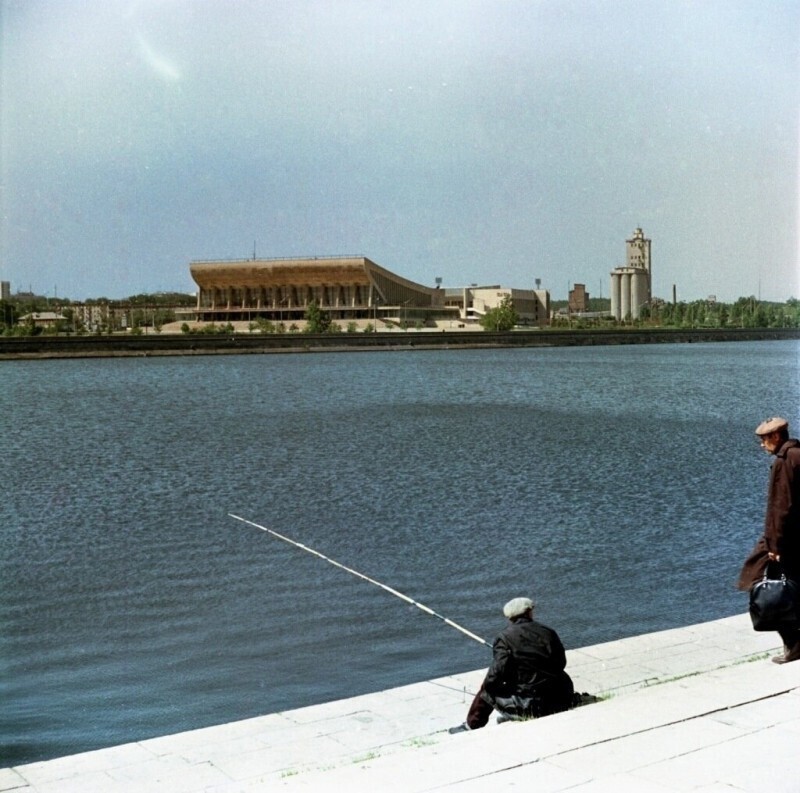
[610,227,651,321]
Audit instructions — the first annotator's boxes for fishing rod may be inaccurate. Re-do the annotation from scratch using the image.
[229,513,491,649]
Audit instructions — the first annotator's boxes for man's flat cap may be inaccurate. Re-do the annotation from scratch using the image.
[755,417,788,436]
[503,597,534,618]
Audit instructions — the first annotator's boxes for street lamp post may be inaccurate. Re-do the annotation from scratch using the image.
[373,296,381,332]
[402,299,412,331]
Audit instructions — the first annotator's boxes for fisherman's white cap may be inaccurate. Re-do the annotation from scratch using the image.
[755,417,788,436]
[503,597,534,619]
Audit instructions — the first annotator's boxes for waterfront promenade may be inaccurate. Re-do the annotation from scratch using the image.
[3,613,798,792]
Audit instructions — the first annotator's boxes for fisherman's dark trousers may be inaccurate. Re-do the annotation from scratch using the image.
[465,678,573,729]
[465,683,494,730]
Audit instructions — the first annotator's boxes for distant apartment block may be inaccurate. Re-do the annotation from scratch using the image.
[72,303,112,331]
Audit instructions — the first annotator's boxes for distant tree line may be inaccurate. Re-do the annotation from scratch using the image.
[643,297,800,329]
[0,292,195,336]
[2,292,799,335]
[549,296,800,330]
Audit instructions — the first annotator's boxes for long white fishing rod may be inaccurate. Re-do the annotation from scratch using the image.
[229,513,491,649]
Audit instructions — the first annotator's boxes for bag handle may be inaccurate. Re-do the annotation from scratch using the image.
[763,560,788,583]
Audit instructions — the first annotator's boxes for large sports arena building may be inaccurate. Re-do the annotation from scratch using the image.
[188,255,550,326]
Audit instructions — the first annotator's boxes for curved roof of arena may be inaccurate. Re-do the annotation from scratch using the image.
[190,255,438,305]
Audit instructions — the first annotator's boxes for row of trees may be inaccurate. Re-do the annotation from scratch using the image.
[461,295,800,332]
[0,292,195,336]
[3,294,799,335]
[178,319,364,335]
[549,297,800,330]
[643,297,799,329]
[179,312,384,336]
[0,303,179,336]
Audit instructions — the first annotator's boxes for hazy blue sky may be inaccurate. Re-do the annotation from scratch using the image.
[1,0,798,302]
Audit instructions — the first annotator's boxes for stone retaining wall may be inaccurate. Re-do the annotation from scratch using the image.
[1,327,798,359]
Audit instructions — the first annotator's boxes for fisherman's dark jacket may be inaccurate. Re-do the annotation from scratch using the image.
[482,616,571,702]
[738,438,800,589]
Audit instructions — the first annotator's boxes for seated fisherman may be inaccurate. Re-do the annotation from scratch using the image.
[449,596,574,733]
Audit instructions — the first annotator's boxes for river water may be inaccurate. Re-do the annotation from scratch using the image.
[2,340,799,764]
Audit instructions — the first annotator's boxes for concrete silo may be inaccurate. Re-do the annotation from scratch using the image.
[610,228,651,320]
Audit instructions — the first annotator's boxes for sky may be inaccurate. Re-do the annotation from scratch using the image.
[1,0,798,303]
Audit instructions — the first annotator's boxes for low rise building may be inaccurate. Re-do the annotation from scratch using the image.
[443,286,550,326]
[19,311,66,329]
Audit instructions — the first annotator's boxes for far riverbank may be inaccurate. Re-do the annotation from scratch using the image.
[1,326,799,360]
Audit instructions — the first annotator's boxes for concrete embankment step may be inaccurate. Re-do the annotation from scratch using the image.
[3,614,796,793]
[277,657,800,792]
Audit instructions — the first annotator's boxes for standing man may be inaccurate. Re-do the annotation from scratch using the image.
[738,417,800,664]
[449,597,574,733]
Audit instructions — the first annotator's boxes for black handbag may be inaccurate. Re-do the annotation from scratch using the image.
[749,565,800,631]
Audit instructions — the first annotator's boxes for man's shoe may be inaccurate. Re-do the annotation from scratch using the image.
[448,722,470,734]
[772,641,800,664]
[783,641,800,663]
